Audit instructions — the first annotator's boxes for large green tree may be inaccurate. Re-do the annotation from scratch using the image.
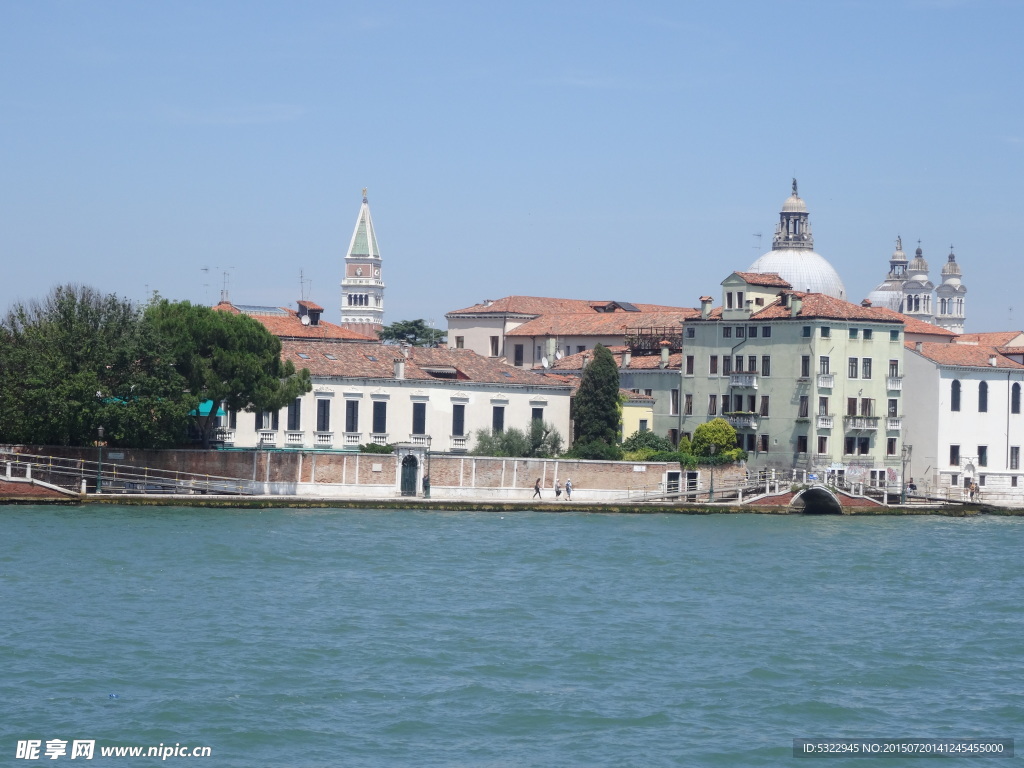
[690,418,739,456]
[146,300,312,447]
[377,319,446,346]
[569,343,623,460]
[471,421,564,458]
[0,284,193,447]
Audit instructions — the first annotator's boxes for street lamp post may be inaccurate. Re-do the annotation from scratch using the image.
[709,443,717,502]
[423,435,432,499]
[900,443,912,504]
[97,425,105,494]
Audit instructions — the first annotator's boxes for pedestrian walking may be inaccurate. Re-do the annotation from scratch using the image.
[533,478,542,499]
[555,479,562,499]
[565,478,572,501]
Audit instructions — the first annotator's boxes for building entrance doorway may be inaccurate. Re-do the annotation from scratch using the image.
[400,454,419,496]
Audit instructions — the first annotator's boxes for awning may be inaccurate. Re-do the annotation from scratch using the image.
[190,400,226,417]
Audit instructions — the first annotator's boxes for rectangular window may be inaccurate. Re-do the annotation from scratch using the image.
[644,389,653,397]
[723,326,732,338]
[858,436,870,455]
[887,437,897,456]
[802,325,811,338]
[532,407,543,422]
[492,406,505,433]
[797,435,808,453]
[849,328,859,339]
[709,355,719,375]
[748,326,758,338]
[890,329,900,342]
[759,396,770,417]
[685,355,694,375]
[734,395,744,412]
[847,398,858,417]
[950,445,960,466]
[455,336,465,349]
[685,326,695,338]
[845,437,856,455]
[639,419,649,432]
[762,326,772,337]
[848,357,859,378]
[819,396,829,416]
[536,345,542,360]
[723,356,732,375]
[818,435,828,454]
[708,394,718,415]
[345,400,359,433]
[888,398,898,417]
[978,445,988,467]
[726,292,734,309]
[1011,446,1020,471]
[452,404,465,436]
[889,359,899,377]
[798,396,809,418]
[821,326,831,338]
[742,433,754,452]
[513,344,524,366]
[736,291,744,307]
[860,398,874,417]
[316,399,330,432]
[746,394,757,412]
[863,328,873,340]
[747,355,757,373]
[761,355,771,377]
[951,473,959,486]
[372,401,387,434]
[819,356,830,375]
[287,398,301,431]
[576,346,585,354]
[801,355,810,378]
[489,336,499,357]
[684,394,693,415]
[862,358,872,379]
[979,475,986,486]
[671,389,679,415]
[736,326,746,339]
[412,402,426,435]
[758,434,769,452]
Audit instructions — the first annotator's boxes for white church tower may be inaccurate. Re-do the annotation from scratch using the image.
[340,189,386,337]
[934,247,967,333]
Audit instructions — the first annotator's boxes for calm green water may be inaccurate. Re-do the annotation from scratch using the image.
[1,506,1021,766]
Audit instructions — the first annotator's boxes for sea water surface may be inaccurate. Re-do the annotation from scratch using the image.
[1,506,1021,767]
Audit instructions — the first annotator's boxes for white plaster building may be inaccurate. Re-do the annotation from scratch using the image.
[217,341,572,454]
[903,341,1024,504]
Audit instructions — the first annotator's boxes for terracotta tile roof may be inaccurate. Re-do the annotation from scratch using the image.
[752,292,904,323]
[214,301,374,341]
[954,331,1024,346]
[279,340,572,387]
[297,300,325,312]
[506,310,696,338]
[732,271,792,287]
[869,307,957,337]
[621,388,655,403]
[446,295,689,317]
[906,342,1024,369]
[551,346,682,371]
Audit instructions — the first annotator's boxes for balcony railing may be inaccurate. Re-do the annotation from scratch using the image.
[886,417,902,431]
[817,373,834,388]
[844,416,879,430]
[285,431,304,446]
[370,433,388,446]
[725,413,758,429]
[451,435,469,452]
[315,432,333,447]
[214,429,235,445]
[729,373,758,389]
[817,414,834,429]
[409,434,430,446]
[887,376,903,390]
[258,430,277,447]
[343,432,361,447]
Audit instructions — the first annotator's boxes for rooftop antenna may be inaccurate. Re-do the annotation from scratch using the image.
[200,266,210,305]
[753,233,762,252]
[220,268,234,303]
[299,270,312,301]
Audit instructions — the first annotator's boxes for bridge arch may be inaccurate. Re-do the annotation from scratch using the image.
[791,485,844,514]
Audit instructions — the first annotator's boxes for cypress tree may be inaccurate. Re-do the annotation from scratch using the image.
[570,344,622,459]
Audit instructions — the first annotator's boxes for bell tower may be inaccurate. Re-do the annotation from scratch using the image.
[340,188,386,336]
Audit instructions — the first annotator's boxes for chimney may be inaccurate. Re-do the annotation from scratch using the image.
[990,355,998,367]
[779,292,789,308]
[393,358,405,379]
[699,296,713,320]
[659,341,671,369]
[790,296,803,318]
[861,299,873,307]
[915,342,923,353]
[621,350,632,369]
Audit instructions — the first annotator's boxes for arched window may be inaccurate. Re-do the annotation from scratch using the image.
[951,380,961,411]
[1013,383,1021,415]
[979,381,988,413]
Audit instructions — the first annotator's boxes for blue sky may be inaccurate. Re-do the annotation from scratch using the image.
[2,0,1020,331]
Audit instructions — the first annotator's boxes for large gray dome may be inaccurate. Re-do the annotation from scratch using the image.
[747,181,847,299]
[748,248,847,299]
